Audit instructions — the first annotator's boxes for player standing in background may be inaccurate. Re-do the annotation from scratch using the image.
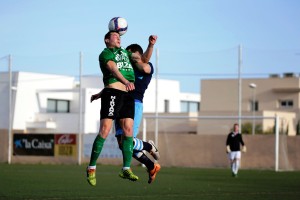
[226,123,246,177]
[86,31,149,186]
[91,35,161,184]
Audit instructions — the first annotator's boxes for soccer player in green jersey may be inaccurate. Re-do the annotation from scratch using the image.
[86,31,150,186]
[91,36,161,184]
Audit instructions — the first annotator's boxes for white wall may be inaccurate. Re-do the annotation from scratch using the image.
[144,79,181,112]
[0,72,200,134]
[82,75,104,89]
[0,73,10,129]
[84,88,102,134]
[11,72,75,130]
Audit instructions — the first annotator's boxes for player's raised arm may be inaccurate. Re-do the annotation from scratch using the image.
[142,35,157,63]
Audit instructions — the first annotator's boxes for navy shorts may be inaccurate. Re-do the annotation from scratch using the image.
[100,88,134,120]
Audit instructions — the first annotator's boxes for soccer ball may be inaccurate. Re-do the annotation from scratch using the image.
[108,17,128,36]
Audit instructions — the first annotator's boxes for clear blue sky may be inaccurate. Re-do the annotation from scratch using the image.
[1,0,299,93]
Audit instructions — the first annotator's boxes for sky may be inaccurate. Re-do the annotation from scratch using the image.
[0,0,300,93]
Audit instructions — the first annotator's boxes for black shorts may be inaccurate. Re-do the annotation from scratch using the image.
[100,88,134,120]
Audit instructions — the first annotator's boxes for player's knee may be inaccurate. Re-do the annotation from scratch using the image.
[122,126,133,137]
[99,124,111,137]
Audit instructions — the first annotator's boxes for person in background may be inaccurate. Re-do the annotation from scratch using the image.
[226,123,246,177]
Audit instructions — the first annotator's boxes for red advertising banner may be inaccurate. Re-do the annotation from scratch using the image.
[54,134,77,157]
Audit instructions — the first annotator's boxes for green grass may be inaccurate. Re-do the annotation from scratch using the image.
[0,164,299,200]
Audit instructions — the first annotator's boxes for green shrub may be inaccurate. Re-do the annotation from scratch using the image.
[242,122,263,134]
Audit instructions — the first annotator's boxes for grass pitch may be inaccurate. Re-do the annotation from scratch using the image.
[0,164,299,200]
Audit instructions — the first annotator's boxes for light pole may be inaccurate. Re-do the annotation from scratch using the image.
[78,51,83,165]
[238,45,242,130]
[1,55,13,164]
[249,83,257,135]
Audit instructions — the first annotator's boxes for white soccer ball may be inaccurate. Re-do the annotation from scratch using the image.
[108,17,128,36]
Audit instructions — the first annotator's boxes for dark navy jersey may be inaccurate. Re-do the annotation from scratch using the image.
[133,62,154,102]
[226,132,245,151]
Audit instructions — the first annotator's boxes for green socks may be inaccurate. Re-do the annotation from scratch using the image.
[89,135,105,166]
[88,135,133,169]
[122,136,133,168]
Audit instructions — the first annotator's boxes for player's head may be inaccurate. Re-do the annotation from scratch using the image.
[126,44,143,56]
[233,123,239,132]
[104,31,121,48]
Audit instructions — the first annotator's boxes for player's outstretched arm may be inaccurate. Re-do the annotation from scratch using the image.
[142,35,157,63]
[90,90,103,102]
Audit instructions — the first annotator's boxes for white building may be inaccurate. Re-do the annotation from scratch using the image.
[0,71,200,134]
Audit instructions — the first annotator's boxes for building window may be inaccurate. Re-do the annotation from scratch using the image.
[180,101,200,112]
[250,101,259,111]
[47,99,70,113]
[164,99,169,113]
[279,100,293,108]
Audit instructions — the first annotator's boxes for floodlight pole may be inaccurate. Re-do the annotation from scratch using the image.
[154,48,159,147]
[238,45,242,130]
[275,115,279,172]
[78,51,83,165]
[8,54,12,164]
[252,88,256,135]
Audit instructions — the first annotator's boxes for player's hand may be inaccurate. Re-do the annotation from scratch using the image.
[90,90,103,103]
[125,82,135,91]
[90,94,98,103]
[226,145,231,153]
[149,35,157,45]
[242,146,247,153]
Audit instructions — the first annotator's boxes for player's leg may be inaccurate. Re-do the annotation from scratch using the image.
[234,151,242,176]
[116,100,159,182]
[234,158,240,175]
[132,150,161,184]
[133,101,143,138]
[86,118,113,186]
[228,152,236,177]
[89,119,113,165]
[148,162,161,184]
[86,88,119,186]
[118,93,138,181]
[133,138,160,160]
[132,101,160,160]
[120,118,134,169]
[231,151,240,177]
[232,158,237,176]
[118,118,138,181]
[131,101,161,183]
[133,100,160,184]
[114,119,123,150]
[116,134,160,183]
